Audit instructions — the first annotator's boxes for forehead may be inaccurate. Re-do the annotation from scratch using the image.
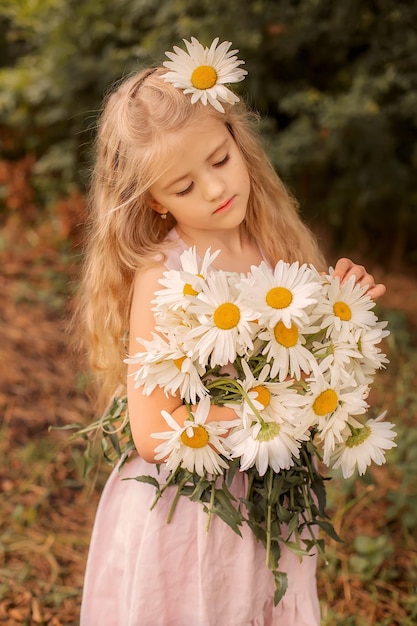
[154,118,231,180]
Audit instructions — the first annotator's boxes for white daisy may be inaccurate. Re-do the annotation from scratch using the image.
[153,246,220,313]
[161,37,247,113]
[312,338,362,387]
[299,362,369,462]
[152,396,231,476]
[227,416,305,476]
[230,360,300,427]
[316,274,377,342]
[125,332,206,403]
[353,322,390,371]
[259,319,318,382]
[186,270,254,367]
[329,411,397,478]
[239,260,321,330]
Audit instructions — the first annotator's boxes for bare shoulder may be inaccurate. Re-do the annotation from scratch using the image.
[129,261,166,351]
[131,260,166,302]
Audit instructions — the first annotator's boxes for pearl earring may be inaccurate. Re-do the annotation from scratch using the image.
[161,213,167,220]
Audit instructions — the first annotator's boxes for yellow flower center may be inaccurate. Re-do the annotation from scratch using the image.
[183,283,199,296]
[180,425,209,448]
[191,65,218,90]
[213,302,240,330]
[183,275,204,297]
[273,321,299,347]
[345,425,371,448]
[249,385,271,408]
[266,286,293,309]
[173,356,186,370]
[313,389,339,416]
[333,301,352,321]
[256,421,280,442]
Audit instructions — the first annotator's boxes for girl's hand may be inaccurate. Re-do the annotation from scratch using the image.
[333,257,386,300]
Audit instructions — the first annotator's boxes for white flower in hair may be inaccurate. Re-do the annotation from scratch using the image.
[161,37,247,113]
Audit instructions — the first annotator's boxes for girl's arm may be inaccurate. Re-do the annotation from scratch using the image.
[127,264,236,463]
[333,257,386,299]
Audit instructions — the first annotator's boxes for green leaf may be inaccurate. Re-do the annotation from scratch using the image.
[189,477,211,502]
[315,520,343,543]
[205,489,243,536]
[273,571,288,606]
[82,442,94,478]
[127,474,161,493]
[311,474,328,517]
[284,540,311,558]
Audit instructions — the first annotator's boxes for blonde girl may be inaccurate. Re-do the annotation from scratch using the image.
[79,38,385,625]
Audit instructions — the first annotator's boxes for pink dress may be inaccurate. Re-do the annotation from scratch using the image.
[80,231,321,626]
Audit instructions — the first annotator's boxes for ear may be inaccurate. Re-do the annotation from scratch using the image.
[148,195,165,216]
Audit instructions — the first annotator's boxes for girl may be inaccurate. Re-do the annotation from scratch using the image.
[79,38,385,625]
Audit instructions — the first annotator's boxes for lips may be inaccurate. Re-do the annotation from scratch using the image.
[214,196,234,213]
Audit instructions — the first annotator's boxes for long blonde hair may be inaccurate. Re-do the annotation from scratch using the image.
[77,66,325,407]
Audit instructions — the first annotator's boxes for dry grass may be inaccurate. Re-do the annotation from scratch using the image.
[1,219,416,625]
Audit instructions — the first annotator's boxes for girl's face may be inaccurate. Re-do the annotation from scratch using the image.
[149,117,251,238]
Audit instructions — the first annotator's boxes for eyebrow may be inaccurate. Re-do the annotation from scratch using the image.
[162,138,229,190]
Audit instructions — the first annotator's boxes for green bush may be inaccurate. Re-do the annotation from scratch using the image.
[1,0,416,265]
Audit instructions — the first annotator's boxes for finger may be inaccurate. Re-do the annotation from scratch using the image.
[332,257,353,279]
[347,266,368,284]
[340,264,368,284]
[367,283,386,300]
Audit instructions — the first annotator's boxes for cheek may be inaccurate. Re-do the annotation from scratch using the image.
[236,155,250,188]
[240,165,251,196]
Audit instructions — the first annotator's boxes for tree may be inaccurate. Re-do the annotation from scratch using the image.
[0,0,416,265]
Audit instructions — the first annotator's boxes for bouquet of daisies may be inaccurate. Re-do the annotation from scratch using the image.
[122,246,396,604]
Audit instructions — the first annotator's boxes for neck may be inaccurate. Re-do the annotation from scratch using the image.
[175,225,262,273]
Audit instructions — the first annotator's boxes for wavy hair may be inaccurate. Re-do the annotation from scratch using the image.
[76,67,325,407]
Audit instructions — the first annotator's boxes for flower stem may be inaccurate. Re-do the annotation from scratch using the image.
[166,473,191,523]
[206,377,266,425]
[206,477,217,532]
[266,467,274,569]
[150,468,182,510]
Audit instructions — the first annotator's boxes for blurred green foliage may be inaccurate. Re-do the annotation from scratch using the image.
[0,0,416,265]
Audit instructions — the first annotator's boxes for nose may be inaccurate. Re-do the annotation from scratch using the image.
[201,171,226,201]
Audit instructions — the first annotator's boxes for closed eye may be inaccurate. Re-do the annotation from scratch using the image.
[176,182,194,196]
[214,154,230,167]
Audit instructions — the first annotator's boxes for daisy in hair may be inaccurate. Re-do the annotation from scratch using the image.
[125,332,207,404]
[161,37,247,113]
[238,260,321,330]
[227,414,308,476]
[185,270,254,367]
[153,246,220,313]
[316,273,378,343]
[228,361,300,428]
[152,396,231,476]
[329,411,397,478]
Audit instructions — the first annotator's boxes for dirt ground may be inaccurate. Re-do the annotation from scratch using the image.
[1,230,416,624]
